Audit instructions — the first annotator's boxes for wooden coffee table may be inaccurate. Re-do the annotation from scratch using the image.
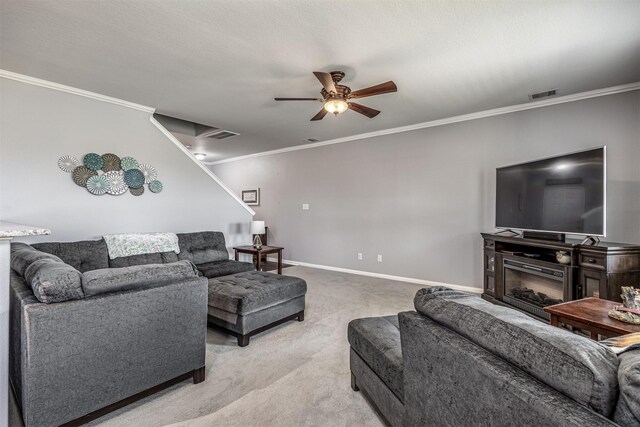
[544,297,640,340]
[233,245,284,274]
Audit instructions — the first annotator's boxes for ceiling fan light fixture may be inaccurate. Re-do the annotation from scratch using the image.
[274,71,396,121]
[324,98,348,115]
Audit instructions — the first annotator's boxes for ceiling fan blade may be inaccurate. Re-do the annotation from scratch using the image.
[349,81,397,99]
[348,102,380,118]
[274,97,323,101]
[310,108,328,121]
[313,71,337,94]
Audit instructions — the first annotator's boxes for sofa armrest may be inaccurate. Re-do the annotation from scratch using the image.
[398,311,617,427]
[11,274,208,426]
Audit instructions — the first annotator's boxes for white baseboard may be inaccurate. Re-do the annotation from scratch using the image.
[266,257,483,294]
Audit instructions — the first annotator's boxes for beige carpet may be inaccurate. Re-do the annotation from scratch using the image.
[10,266,427,426]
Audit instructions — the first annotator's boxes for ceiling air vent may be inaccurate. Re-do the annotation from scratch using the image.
[199,129,240,140]
[528,89,557,100]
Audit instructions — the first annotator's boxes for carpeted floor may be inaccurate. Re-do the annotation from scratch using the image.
[10,266,428,426]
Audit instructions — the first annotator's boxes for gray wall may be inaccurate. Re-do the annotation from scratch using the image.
[212,91,640,288]
[0,78,252,247]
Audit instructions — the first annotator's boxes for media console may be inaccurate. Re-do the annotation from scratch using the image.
[481,232,640,320]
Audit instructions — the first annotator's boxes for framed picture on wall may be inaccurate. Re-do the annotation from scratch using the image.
[242,188,260,206]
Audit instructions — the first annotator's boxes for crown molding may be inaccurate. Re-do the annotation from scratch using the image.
[211,82,640,165]
[0,68,254,215]
[0,69,155,113]
[4,68,636,168]
[149,117,256,216]
[265,257,482,294]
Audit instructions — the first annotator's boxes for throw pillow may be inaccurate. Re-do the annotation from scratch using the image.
[81,260,199,297]
[24,258,84,303]
[10,242,63,277]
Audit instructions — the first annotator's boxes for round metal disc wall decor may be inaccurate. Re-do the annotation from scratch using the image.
[124,169,145,189]
[86,175,110,195]
[130,186,145,196]
[58,155,80,172]
[72,166,98,187]
[138,164,157,184]
[101,153,121,172]
[120,157,139,171]
[148,180,163,193]
[61,153,161,196]
[105,170,127,195]
[83,153,104,171]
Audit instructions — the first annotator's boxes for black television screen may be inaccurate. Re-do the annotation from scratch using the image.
[496,147,606,236]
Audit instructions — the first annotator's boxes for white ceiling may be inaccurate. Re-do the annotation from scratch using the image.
[1,1,639,162]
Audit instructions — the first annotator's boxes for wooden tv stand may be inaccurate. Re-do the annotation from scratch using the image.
[481,232,640,319]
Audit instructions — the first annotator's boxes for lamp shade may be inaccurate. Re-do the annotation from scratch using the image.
[324,98,348,114]
[250,220,265,235]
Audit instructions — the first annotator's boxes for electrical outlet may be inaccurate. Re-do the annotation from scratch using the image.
[302,203,309,210]
[357,253,363,260]
[377,254,382,262]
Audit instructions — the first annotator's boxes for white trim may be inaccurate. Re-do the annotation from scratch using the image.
[211,82,640,165]
[268,257,482,294]
[0,69,155,113]
[150,117,256,216]
[0,69,254,215]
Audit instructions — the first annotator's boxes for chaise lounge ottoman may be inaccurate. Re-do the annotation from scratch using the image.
[207,271,307,346]
[348,315,404,427]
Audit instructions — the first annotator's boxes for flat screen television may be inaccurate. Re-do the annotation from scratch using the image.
[496,147,606,236]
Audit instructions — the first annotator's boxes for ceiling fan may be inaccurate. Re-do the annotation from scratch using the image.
[275,71,397,121]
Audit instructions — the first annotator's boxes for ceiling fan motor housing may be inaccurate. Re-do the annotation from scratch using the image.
[321,85,351,99]
[329,71,345,83]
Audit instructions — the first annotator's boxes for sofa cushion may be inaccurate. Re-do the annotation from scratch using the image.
[177,231,229,265]
[207,271,307,315]
[414,287,620,417]
[32,239,109,272]
[197,259,254,278]
[348,315,404,402]
[24,258,84,303]
[10,242,63,277]
[81,260,199,297]
[108,251,179,268]
[614,350,640,425]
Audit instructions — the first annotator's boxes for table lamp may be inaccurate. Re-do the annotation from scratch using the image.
[250,220,266,249]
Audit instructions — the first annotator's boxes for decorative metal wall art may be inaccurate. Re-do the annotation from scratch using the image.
[58,155,80,172]
[59,153,163,196]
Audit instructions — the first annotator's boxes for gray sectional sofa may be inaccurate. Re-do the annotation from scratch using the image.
[348,287,640,426]
[31,230,254,278]
[9,231,254,426]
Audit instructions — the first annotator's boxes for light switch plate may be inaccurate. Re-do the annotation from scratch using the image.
[302,204,309,210]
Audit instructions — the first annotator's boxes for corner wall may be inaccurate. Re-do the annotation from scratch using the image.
[0,77,253,247]
[212,90,640,288]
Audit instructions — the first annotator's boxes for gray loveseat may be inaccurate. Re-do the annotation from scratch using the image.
[9,231,252,426]
[348,287,640,426]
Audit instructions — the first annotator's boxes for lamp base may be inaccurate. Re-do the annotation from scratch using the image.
[253,235,263,250]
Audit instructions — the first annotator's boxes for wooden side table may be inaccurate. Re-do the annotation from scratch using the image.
[544,297,640,340]
[233,245,284,274]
